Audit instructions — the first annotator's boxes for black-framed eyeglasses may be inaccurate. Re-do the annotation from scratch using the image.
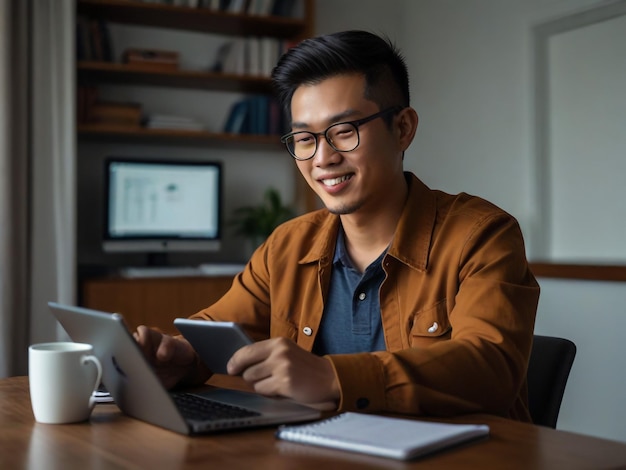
[280,106,403,161]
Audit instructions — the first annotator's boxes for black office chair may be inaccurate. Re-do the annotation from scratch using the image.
[527,334,577,428]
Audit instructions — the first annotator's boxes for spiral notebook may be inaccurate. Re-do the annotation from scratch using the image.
[276,412,490,461]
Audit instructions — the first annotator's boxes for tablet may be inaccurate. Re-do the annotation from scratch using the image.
[174,319,253,374]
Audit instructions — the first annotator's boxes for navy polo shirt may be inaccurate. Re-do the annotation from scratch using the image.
[312,228,387,355]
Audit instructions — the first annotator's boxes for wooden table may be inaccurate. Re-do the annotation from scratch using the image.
[2,376,626,469]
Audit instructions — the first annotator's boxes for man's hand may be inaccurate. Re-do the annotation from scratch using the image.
[133,325,201,389]
[226,337,340,410]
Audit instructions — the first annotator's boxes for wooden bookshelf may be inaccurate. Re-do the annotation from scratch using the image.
[76,0,316,208]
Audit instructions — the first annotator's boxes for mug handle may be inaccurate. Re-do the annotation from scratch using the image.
[81,354,103,409]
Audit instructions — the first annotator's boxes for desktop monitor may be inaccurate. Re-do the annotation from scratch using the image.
[103,157,222,264]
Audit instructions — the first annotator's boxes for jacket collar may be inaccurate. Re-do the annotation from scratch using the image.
[298,172,436,272]
[298,211,341,267]
[386,173,436,272]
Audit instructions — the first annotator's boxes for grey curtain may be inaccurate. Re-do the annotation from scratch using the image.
[0,0,76,378]
[0,0,31,377]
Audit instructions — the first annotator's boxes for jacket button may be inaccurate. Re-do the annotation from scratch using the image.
[303,326,313,336]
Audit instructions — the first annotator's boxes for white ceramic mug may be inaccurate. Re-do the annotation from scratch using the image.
[28,342,103,424]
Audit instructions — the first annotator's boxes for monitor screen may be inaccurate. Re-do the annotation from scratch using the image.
[103,158,222,256]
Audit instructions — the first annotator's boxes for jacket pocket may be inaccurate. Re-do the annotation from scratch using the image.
[409,299,451,347]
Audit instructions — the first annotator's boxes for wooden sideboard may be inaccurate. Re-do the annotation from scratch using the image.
[82,276,235,334]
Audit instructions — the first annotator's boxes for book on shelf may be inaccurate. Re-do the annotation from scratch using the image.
[247,37,261,76]
[221,38,247,75]
[77,86,99,123]
[223,100,250,134]
[139,0,200,6]
[260,36,281,77]
[268,99,283,135]
[247,0,273,16]
[227,0,248,13]
[212,36,287,77]
[76,17,113,62]
[190,0,305,17]
[250,94,269,134]
[88,101,143,126]
[223,95,285,136]
[136,0,304,17]
[261,0,305,17]
[198,0,221,9]
[198,0,247,13]
[270,0,302,17]
[123,48,180,71]
[276,412,490,461]
[77,88,143,128]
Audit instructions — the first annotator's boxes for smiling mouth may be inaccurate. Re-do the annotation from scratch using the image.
[321,174,352,187]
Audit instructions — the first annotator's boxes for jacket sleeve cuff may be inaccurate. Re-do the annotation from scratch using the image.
[326,353,386,412]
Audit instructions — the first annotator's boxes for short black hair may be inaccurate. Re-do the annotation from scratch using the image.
[271,30,410,122]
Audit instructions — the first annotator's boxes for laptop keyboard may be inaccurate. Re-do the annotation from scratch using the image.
[172,392,261,421]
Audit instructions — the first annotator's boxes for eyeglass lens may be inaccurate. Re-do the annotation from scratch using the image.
[285,122,358,160]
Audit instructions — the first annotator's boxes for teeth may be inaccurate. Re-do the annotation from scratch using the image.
[322,175,350,186]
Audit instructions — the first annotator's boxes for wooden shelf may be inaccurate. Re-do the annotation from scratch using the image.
[76,0,309,38]
[77,61,273,93]
[77,123,283,148]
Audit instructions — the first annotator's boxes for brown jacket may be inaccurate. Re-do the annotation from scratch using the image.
[192,173,539,421]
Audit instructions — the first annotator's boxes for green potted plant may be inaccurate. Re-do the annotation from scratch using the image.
[229,187,295,252]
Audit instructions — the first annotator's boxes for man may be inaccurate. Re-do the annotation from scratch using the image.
[135,30,539,421]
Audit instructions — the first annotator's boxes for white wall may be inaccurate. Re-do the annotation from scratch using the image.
[545,12,626,262]
[315,0,408,40]
[316,0,626,443]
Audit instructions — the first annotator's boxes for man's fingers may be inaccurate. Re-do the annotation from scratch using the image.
[226,341,268,375]
[134,325,157,359]
[131,325,205,389]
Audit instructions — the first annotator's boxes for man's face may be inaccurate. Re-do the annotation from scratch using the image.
[290,74,405,216]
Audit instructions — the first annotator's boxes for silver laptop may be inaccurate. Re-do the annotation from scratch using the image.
[48,302,321,435]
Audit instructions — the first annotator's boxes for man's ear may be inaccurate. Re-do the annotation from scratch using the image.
[396,107,418,151]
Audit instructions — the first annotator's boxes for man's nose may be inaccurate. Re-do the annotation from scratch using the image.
[312,135,340,166]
